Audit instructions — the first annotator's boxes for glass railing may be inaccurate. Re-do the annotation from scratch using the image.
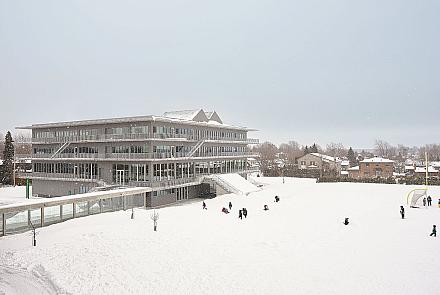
[31,134,258,144]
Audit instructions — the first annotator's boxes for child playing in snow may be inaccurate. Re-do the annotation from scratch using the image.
[400,206,405,219]
[430,225,436,237]
[263,205,269,211]
[202,201,207,210]
[343,218,349,225]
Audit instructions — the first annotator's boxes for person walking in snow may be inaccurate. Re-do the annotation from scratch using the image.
[400,206,405,219]
[343,218,349,225]
[427,196,432,206]
[242,208,248,218]
[202,201,207,210]
[423,197,427,207]
[430,225,437,237]
[274,196,280,203]
[228,201,232,211]
[238,210,243,220]
[263,205,269,211]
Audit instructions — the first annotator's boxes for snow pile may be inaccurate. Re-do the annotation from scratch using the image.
[215,173,260,195]
[0,178,440,294]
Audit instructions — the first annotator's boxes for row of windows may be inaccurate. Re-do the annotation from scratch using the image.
[33,163,98,176]
[34,125,246,141]
[153,189,176,197]
[106,145,149,154]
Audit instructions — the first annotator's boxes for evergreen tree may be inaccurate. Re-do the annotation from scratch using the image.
[2,131,14,185]
[310,143,318,153]
[347,147,357,167]
[303,145,309,155]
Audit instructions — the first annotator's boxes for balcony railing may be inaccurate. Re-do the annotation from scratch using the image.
[28,151,259,160]
[31,134,259,144]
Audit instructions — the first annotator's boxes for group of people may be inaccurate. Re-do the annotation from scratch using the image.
[422,196,433,207]
[203,196,281,219]
[399,201,437,237]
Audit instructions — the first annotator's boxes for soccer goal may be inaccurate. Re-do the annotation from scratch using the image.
[406,188,428,208]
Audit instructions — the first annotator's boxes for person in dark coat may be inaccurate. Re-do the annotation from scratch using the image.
[202,201,207,210]
[423,197,427,207]
[242,208,248,218]
[427,196,432,206]
[430,225,437,237]
[228,201,232,211]
[263,205,269,211]
[238,210,243,219]
[400,206,405,219]
[274,196,280,202]
[343,218,349,225]
[222,207,229,214]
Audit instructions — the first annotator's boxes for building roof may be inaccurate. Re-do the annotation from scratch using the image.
[430,161,440,168]
[415,167,439,173]
[340,160,350,166]
[348,166,360,171]
[405,165,415,170]
[309,153,341,163]
[17,109,254,131]
[341,171,349,175]
[360,157,394,163]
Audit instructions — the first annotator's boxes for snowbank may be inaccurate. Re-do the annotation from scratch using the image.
[216,173,260,194]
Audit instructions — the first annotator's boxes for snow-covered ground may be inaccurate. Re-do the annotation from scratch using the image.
[0,186,33,206]
[1,177,440,295]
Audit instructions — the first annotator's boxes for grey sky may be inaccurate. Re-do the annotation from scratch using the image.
[1,0,439,148]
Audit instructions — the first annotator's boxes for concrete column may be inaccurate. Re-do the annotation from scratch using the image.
[99,199,102,213]
[40,207,44,227]
[73,203,76,218]
[60,205,63,220]
[28,210,31,226]
[2,213,5,236]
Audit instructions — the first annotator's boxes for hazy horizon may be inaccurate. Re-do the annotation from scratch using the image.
[1,0,439,148]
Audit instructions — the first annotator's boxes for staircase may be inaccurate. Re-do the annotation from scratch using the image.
[51,142,71,158]
[187,139,205,157]
[204,173,260,196]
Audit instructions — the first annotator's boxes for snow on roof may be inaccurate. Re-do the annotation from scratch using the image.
[309,153,341,163]
[360,157,394,163]
[341,160,350,166]
[308,165,318,168]
[0,160,3,165]
[348,166,359,171]
[341,171,349,175]
[163,109,206,121]
[430,161,440,168]
[19,110,254,131]
[405,165,415,170]
[415,167,438,173]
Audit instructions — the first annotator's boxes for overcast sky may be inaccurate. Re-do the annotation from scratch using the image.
[1,0,439,148]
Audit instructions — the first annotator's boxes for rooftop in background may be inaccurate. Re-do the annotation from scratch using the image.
[17,109,254,131]
[309,153,341,163]
[360,157,394,163]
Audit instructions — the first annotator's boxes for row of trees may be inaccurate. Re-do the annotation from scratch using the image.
[253,139,440,173]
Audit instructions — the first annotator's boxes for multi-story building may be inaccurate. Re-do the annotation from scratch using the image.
[358,157,394,178]
[18,109,259,207]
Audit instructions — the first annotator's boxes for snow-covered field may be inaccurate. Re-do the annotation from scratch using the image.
[1,177,440,295]
[0,186,33,206]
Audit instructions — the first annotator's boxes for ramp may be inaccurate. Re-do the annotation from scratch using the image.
[210,173,260,195]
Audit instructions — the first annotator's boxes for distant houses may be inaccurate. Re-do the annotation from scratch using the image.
[297,153,341,176]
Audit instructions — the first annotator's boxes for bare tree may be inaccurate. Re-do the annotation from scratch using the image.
[150,210,159,231]
[325,142,347,158]
[374,139,396,159]
[279,140,302,165]
[13,132,32,155]
[253,141,278,171]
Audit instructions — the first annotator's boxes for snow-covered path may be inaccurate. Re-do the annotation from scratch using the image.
[1,178,439,294]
